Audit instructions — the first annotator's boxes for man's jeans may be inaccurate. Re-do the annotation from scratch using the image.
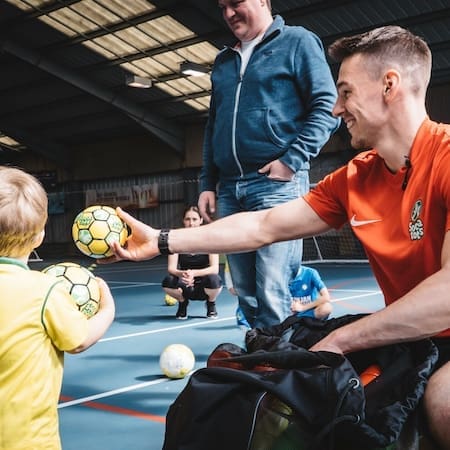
[218,170,309,328]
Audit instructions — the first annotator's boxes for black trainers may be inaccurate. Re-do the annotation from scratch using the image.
[206,301,218,319]
[176,300,189,320]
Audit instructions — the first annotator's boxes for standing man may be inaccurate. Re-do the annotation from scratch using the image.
[198,0,339,328]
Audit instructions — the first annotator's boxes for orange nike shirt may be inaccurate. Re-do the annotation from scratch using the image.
[305,118,450,337]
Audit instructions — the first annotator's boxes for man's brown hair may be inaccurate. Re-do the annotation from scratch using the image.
[329,26,432,93]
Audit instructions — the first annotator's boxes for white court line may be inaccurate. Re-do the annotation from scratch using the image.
[100,317,233,342]
[93,263,167,275]
[109,282,161,289]
[107,284,380,290]
[330,291,381,303]
[64,290,382,409]
[101,293,383,344]
[330,288,381,293]
[58,377,174,409]
[101,291,382,343]
[107,281,159,285]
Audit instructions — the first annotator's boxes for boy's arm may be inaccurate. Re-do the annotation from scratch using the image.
[316,286,331,303]
[291,287,331,312]
[67,278,115,354]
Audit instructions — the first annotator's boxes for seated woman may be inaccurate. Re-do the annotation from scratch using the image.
[162,206,223,320]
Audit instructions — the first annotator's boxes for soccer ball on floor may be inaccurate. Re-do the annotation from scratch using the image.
[164,294,178,306]
[159,344,195,379]
[72,205,128,258]
[42,262,100,318]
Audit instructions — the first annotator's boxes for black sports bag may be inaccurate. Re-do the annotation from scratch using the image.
[162,314,438,450]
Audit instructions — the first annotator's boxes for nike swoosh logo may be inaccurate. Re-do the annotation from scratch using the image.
[350,215,382,227]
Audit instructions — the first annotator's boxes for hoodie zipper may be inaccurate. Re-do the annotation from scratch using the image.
[232,78,244,178]
[232,50,244,178]
[229,25,279,180]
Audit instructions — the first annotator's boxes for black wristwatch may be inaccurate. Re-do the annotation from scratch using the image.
[158,229,172,255]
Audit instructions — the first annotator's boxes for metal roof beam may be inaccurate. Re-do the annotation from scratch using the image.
[0,38,185,155]
[89,31,223,70]
[0,119,71,167]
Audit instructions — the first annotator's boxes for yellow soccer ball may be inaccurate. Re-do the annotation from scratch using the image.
[72,205,128,259]
[164,294,178,306]
[159,344,195,379]
[42,262,100,318]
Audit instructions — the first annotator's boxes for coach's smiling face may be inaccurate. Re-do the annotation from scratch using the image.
[333,53,390,152]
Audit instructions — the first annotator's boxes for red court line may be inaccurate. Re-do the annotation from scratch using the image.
[59,395,166,424]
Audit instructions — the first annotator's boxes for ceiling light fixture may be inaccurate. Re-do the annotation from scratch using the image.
[126,75,152,88]
[180,61,210,77]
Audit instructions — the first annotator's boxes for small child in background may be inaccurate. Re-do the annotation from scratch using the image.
[0,166,116,450]
[289,265,332,320]
[223,257,236,296]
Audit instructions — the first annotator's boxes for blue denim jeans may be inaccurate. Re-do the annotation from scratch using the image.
[218,171,309,328]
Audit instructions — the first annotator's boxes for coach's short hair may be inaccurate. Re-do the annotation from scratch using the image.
[329,26,432,91]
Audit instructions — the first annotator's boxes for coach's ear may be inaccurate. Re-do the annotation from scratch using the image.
[382,69,400,102]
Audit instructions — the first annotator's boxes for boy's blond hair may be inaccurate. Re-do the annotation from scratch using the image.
[0,166,48,257]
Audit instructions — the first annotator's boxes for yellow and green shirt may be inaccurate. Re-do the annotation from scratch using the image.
[0,258,89,450]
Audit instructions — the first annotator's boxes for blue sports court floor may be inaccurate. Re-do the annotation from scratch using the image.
[31,257,384,450]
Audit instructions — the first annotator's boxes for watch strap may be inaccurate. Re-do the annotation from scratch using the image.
[158,229,172,255]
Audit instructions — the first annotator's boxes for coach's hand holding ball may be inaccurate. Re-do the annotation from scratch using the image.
[99,207,161,263]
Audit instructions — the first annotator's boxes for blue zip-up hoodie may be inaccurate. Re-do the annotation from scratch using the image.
[200,15,340,192]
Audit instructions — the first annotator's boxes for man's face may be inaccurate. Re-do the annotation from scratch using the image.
[218,0,268,41]
[333,54,387,150]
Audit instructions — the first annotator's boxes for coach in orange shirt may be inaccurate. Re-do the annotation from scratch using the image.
[105,26,450,448]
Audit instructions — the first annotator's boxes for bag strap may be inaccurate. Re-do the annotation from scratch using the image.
[211,348,345,371]
[306,377,361,450]
[246,314,369,353]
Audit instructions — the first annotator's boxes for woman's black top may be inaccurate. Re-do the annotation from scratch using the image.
[178,253,209,270]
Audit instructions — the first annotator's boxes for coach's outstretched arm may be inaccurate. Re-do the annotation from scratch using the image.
[105,198,330,263]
